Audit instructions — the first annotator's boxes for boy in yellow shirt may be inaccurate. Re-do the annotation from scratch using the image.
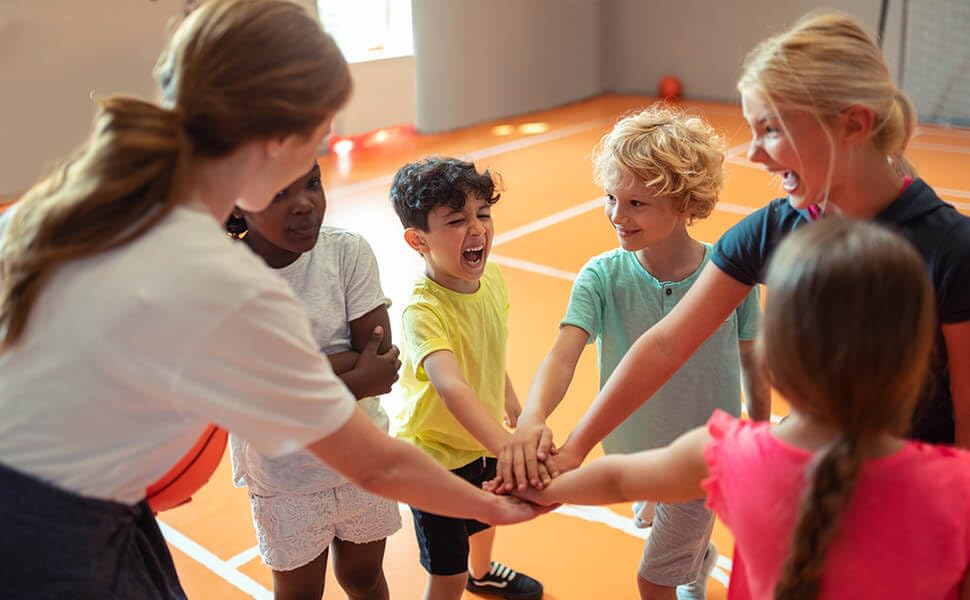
[391,157,543,600]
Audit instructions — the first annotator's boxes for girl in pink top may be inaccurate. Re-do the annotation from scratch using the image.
[508,218,970,599]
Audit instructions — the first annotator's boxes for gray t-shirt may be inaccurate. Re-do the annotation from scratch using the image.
[230,227,390,494]
[563,244,761,452]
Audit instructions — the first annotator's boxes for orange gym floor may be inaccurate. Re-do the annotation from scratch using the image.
[158,94,970,599]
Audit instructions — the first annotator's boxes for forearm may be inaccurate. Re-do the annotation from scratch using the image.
[740,344,771,421]
[540,456,627,505]
[328,351,359,375]
[520,357,575,426]
[569,333,679,456]
[954,384,970,449]
[543,427,710,505]
[943,322,970,449]
[366,438,503,519]
[326,351,372,400]
[442,385,511,455]
[743,373,772,422]
[337,369,373,400]
[309,408,501,521]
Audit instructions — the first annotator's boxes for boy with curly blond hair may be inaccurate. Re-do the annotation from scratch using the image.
[494,105,769,600]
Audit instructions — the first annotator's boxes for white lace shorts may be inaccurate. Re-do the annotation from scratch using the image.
[249,483,402,571]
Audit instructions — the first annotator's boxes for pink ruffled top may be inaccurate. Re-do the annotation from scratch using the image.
[702,410,970,599]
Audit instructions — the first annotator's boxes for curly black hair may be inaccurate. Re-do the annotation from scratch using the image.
[389,156,501,231]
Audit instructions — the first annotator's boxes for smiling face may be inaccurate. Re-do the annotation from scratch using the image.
[237,162,326,267]
[742,89,841,210]
[408,194,494,293]
[604,179,685,252]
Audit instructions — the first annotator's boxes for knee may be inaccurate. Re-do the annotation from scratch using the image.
[335,562,384,596]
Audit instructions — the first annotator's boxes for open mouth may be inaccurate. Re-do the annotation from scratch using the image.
[462,245,485,266]
[782,170,800,193]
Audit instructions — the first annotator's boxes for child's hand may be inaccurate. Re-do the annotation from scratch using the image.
[548,438,584,477]
[495,422,558,492]
[481,476,504,495]
[510,484,558,508]
[504,392,522,428]
[485,493,558,525]
[484,453,553,496]
[353,326,401,397]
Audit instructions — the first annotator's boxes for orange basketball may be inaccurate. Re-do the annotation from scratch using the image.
[146,424,228,512]
[658,75,683,101]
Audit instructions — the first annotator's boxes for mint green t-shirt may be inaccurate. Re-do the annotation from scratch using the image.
[562,244,761,452]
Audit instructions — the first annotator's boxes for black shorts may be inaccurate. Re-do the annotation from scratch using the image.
[410,456,497,575]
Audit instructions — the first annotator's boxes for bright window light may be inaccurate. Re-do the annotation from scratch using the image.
[317,0,413,64]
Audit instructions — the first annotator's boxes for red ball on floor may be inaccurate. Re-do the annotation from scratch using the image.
[658,75,683,101]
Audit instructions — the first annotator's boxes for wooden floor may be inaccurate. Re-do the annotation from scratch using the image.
[162,94,970,599]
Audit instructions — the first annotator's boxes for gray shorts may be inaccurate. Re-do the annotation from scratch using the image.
[638,498,715,586]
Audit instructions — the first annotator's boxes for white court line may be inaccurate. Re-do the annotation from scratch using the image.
[464,119,612,161]
[553,504,650,539]
[939,187,970,200]
[492,197,604,247]
[711,566,731,586]
[717,202,755,216]
[490,254,578,281]
[225,545,261,570]
[158,521,272,599]
[909,141,970,155]
[328,118,613,198]
[196,506,738,588]
[915,126,970,140]
[552,504,732,584]
[494,197,754,250]
[727,158,970,206]
[726,141,749,159]
[726,156,759,169]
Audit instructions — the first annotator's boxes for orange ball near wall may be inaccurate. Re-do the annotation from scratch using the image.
[658,75,683,101]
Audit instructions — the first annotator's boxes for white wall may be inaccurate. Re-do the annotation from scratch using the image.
[333,56,416,137]
[601,0,885,102]
[0,0,184,197]
[411,0,602,133]
[0,0,923,196]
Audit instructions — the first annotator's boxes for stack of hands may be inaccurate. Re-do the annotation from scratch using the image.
[483,421,584,506]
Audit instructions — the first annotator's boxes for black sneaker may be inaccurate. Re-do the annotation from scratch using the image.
[466,561,543,599]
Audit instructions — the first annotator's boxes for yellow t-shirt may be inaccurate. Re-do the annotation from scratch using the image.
[396,263,508,469]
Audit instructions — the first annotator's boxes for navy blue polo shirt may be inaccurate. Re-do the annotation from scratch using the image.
[713,178,970,443]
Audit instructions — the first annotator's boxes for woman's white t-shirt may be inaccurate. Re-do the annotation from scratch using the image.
[0,206,356,504]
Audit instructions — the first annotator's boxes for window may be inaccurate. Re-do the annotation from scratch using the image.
[316,0,413,64]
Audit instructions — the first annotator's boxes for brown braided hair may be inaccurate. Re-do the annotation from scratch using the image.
[759,217,935,599]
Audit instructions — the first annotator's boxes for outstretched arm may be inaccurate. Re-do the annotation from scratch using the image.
[563,263,752,468]
[496,325,588,491]
[504,372,521,428]
[739,340,771,421]
[308,407,545,524]
[944,320,970,448]
[515,426,710,507]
